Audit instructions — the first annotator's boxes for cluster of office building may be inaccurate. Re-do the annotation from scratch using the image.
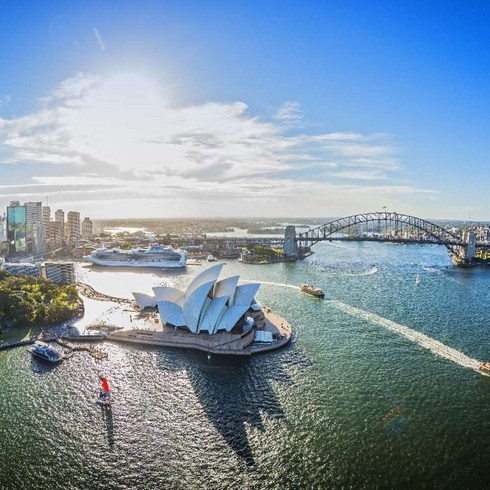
[0,201,93,258]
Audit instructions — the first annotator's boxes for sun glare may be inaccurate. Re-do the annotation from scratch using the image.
[64,72,172,170]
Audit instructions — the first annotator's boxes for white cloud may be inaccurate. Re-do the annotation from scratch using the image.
[0,95,11,107]
[0,73,436,217]
[275,101,303,123]
[93,27,106,52]
[333,170,388,180]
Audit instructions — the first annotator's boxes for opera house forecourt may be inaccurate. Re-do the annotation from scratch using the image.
[107,264,291,355]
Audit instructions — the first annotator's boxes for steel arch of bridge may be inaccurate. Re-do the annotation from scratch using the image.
[296,212,464,253]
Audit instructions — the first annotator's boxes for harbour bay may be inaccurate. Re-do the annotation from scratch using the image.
[1,241,490,488]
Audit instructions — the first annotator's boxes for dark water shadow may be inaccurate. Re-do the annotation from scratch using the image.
[29,355,61,376]
[99,404,115,450]
[155,345,312,466]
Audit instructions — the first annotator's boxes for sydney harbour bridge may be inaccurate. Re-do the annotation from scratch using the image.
[202,212,487,263]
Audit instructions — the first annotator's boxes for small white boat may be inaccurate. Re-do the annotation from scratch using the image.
[207,254,218,262]
[28,341,63,363]
[415,274,421,286]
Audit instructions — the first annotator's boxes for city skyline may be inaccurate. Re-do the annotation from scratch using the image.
[1,1,490,219]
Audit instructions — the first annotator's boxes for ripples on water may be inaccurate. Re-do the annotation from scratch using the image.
[2,242,490,488]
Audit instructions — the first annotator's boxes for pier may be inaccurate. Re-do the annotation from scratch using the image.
[55,338,108,360]
[0,336,108,360]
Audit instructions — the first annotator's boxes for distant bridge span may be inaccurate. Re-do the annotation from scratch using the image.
[295,212,465,255]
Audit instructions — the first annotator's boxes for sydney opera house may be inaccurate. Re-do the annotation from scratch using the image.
[107,263,291,355]
[132,264,262,336]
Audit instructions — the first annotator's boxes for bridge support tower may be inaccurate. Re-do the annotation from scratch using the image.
[283,226,298,257]
[461,230,476,260]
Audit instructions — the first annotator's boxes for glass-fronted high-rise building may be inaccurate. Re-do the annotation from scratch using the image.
[7,203,27,256]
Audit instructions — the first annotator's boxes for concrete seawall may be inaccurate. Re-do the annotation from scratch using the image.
[106,307,292,356]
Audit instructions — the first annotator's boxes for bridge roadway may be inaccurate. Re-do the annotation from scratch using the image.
[193,235,484,248]
[192,210,490,256]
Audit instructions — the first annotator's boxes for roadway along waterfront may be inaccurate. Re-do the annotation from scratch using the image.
[1,241,490,488]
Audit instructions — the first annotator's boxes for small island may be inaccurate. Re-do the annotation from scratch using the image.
[0,270,80,332]
[239,245,295,264]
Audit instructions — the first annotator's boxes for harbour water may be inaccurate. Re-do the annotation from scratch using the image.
[2,241,490,488]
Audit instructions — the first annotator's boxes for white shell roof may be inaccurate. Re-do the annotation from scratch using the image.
[217,304,250,332]
[133,265,260,334]
[152,286,185,306]
[198,295,229,333]
[132,292,157,309]
[185,263,224,299]
[157,301,186,326]
[233,283,260,306]
[183,280,216,333]
[213,276,239,303]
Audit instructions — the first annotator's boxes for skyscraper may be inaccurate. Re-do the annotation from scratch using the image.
[25,201,45,254]
[55,209,65,244]
[7,202,27,256]
[81,217,93,239]
[42,206,51,228]
[66,211,81,243]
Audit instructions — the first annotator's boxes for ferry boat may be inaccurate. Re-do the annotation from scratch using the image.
[28,341,63,363]
[479,362,490,374]
[84,244,187,269]
[299,284,325,299]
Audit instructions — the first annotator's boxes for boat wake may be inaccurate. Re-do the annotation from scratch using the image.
[344,266,378,277]
[253,280,298,289]
[329,300,483,374]
[422,267,439,273]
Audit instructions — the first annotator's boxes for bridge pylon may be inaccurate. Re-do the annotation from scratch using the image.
[283,226,298,257]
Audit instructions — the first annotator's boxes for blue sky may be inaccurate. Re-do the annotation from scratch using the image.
[1,0,490,219]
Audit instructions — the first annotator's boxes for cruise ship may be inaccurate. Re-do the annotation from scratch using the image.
[84,244,187,268]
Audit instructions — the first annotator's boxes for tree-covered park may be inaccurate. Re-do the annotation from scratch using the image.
[0,270,79,329]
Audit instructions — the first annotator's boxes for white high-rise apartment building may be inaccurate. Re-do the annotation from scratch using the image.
[42,206,51,227]
[55,209,65,244]
[24,201,45,254]
[66,211,81,243]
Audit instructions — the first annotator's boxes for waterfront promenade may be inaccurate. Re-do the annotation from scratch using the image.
[106,306,291,356]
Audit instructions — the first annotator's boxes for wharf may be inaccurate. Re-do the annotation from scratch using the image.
[55,338,108,359]
[0,339,36,351]
[0,337,108,360]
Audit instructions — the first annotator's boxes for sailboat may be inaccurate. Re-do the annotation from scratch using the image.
[98,374,113,405]
[415,274,421,286]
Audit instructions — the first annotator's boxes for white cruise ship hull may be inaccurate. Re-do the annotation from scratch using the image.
[84,257,186,268]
